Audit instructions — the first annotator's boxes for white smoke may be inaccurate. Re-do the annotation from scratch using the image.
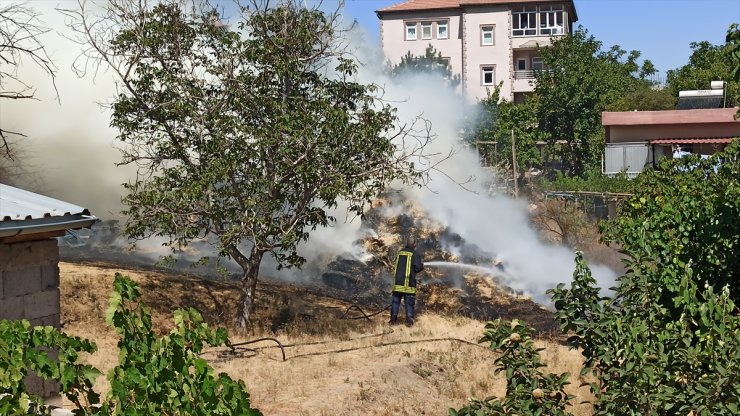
[349,26,617,301]
[2,3,617,299]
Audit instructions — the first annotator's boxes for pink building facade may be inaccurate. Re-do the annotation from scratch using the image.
[602,108,740,176]
[377,0,578,103]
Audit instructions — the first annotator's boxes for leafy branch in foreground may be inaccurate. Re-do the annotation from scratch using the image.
[0,320,100,416]
[549,253,739,415]
[1,273,261,416]
[450,319,573,416]
[96,273,261,415]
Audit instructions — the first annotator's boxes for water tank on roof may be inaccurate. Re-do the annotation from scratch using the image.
[677,81,726,110]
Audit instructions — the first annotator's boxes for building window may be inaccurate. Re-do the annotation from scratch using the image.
[532,57,544,71]
[517,59,526,70]
[481,66,495,85]
[421,22,433,40]
[512,6,537,36]
[405,22,417,40]
[481,25,494,45]
[539,5,564,35]
[437,20,449,39]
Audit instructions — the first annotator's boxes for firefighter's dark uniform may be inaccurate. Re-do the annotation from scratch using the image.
[390,245,424,326]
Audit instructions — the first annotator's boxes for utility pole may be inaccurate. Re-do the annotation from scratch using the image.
[511,129,518,198]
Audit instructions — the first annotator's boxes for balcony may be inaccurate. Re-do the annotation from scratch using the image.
[514,70,535,79]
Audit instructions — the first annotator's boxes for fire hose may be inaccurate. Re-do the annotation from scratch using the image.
[206,304,492,363]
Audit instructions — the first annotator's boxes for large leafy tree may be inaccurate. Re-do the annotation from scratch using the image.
[0,2,57,159]
[67,0,436,327]
[667,33,740,107]
[549,143,740,413]
[534,28,656,176]
[602,140,740,303]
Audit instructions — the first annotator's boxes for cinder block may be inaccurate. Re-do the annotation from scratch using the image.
[0,294,24,320]
[43,378,60,398]
[3,268,42,298]
[41,264,60,290]
[23,288,60,321]
[29,313,60,329]
[0,240,59,270]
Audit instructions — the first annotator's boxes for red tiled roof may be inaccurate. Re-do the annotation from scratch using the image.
[650,138,737,145]
[378,0,459,13]
[377,0,572,13]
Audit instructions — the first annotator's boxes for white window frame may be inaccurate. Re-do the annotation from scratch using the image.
[405,22,417,41]
[421,21,433,40]
[539,5,564,35]
[481,25,494,46]
[512,6,537,37]
[436,20,449,39]
[481,65,495,85]
[532,57,544,71]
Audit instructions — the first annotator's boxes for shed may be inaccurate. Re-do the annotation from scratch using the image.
[0,183,97,401]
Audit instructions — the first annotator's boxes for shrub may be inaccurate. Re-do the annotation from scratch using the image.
[0,273,261,416]
[449,319,573,416]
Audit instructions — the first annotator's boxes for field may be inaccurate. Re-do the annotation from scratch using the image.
[59,261,595,415]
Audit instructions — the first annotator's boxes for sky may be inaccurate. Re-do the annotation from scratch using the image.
[343,0,740,75]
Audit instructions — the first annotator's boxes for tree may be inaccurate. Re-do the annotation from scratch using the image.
[534,28,657,176]
[0,2,57,158]
[462,86,542,180]
[549,253,738,415]
[729,23,740,81]
[607,86,676,112]
[602,140,740,303]
[555,141,740,412]
[65,0,438,327]
[390,43,461,88]
[666,37,740,107]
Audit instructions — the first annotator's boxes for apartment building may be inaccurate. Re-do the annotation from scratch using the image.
[376,0,578,103]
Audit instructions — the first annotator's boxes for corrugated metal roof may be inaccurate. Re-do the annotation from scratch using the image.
[650,138,737,145]
[0,184,89,221]
[0,183,98,238]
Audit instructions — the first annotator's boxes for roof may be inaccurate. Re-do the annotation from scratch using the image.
[650,138,737,145]
[377,0,577,19]
[602,108,740,126]
[0,183,98,238]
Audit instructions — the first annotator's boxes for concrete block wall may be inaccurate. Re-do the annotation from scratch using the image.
[0,239,62,399]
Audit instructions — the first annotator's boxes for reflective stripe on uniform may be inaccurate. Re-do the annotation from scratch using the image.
[392,250,416,294]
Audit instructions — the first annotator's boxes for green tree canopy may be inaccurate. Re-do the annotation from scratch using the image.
[548,142,740,414]
[67,0,437,327]
[602,140,740,303]
[534,28,657,176]
[666,37,740,107]
[390,43,461,88]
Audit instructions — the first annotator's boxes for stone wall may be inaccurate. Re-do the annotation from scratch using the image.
[0,238,61,399]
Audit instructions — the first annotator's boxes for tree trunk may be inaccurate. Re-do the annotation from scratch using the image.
[232,248,264,329]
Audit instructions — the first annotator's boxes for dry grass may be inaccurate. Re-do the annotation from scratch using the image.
[59,261,594,415]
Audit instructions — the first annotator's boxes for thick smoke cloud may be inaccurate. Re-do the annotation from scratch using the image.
[2,3,616,299]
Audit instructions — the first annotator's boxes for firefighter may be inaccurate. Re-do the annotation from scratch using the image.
[389,236,424,327]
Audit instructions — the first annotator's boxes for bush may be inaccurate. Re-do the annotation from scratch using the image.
[0,273,261,416]
[449,319,573,416]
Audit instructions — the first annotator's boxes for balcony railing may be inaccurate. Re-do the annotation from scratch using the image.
[514,70,535,79]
